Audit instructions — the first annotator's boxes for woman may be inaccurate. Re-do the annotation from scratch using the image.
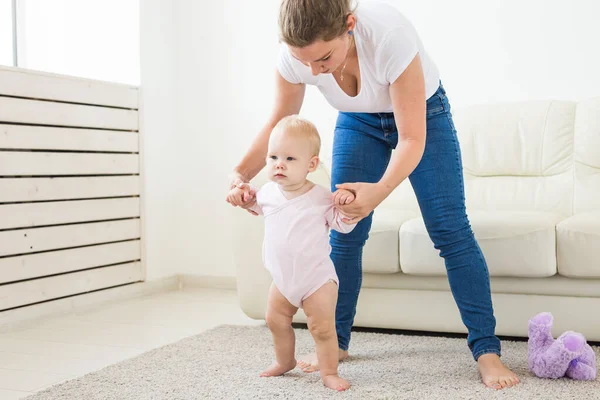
[227,0,519,390]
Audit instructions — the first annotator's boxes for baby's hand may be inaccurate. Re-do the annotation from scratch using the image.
[333,188,355,206]
[226,186,258,215]
[227,186,249,205]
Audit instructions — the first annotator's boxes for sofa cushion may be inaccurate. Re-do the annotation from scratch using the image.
[557,212,600,278]
[399,211,564,277]
[362,209,417,274]
[574,97,600,214]
[454,101,576,216]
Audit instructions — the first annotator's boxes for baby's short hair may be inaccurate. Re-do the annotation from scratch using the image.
[273,115,321,157]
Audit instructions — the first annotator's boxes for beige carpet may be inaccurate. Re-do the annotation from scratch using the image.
[26,325,599,399]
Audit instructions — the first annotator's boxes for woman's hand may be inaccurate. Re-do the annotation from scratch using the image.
[333,182,393,224]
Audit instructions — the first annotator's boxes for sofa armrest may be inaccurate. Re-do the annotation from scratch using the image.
[232,163,331,319]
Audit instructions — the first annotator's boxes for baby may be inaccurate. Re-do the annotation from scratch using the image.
[227,115,356,392]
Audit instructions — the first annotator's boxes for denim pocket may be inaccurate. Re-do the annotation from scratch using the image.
[426,106,444,117]
[426,84,447,117]
[426,95,445,118]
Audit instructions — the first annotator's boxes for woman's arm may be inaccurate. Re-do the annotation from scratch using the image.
[232,69,305,183]
[335,54,426,222]
[379,54,426,191]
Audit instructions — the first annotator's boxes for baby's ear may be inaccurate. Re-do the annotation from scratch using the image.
[308,156,319,172]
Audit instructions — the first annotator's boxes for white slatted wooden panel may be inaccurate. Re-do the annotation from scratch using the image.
[0,152,139,176]
[0,219,140,257]
[0,97,138,130]
[0,67,143,312]
[0,124,139,152]
[0,241,141,284]
[0,263,142,311]
[0,66,138,109]
[0,176,140,202]
[0,198,140,230]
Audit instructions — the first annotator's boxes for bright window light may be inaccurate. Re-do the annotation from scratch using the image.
[0,0,13,66]
[17,0,139,85]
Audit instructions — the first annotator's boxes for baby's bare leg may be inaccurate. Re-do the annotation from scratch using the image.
[302,281,350,392]
[261,282,299,377]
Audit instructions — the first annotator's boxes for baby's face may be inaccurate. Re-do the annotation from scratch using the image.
[266,130,317,188]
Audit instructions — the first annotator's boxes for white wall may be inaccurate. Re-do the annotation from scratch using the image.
[139,0,182,281]
[384,0,600,106]
[141,0,600,279]
[171,0,283,278]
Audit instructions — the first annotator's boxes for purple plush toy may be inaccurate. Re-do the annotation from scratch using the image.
[528,312,597,380]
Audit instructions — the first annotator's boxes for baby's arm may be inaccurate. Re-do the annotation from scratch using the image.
[325,191,357,234]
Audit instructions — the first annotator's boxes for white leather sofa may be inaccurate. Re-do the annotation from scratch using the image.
[232,97,600,341]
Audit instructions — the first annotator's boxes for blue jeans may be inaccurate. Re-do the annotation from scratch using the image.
[330,83,501,361]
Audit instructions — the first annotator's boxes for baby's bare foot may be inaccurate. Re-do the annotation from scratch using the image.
[478,354,520,389]
[297,349,348,373]
[323,374,350,392]
[260,360,297,377]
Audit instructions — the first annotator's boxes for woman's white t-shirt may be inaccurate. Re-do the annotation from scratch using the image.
[276,1,440,113]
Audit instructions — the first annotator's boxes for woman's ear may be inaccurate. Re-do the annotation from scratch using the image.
[308,156,320,172]
[346,13,356,33]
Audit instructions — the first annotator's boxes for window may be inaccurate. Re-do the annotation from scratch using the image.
[0,0,14,66]
[16,0,139,85]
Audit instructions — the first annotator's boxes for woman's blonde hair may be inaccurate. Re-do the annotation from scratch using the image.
[279,0,356,48]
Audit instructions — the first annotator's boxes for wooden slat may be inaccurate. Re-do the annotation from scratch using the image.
[0,198,140,230]
[0,66,138,109]
[0,152,139,176]
[0,124,138,152]
[0,241,141,284]
[0,68,143,307]
[0,97,138,131]
[0,219,140,257]
[0,176,140,202]
[0,262,142,311]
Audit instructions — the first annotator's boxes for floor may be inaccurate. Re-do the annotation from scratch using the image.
[0,287,263,399]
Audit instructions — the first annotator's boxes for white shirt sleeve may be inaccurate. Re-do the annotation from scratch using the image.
[377,26,420,84]
[276,45,303,84]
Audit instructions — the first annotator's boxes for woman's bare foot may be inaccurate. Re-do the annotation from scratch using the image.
[323,374,351,392]
[477,354,520,389]
[297,348,349,373]
[260,360,297,377]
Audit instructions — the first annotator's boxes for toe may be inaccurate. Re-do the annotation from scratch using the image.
[485,380,501,390]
